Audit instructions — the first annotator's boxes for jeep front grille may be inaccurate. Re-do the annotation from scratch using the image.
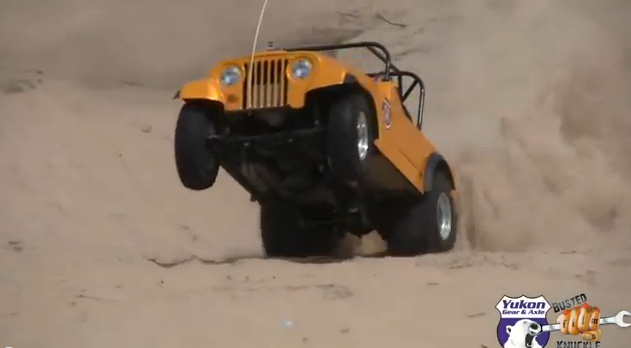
[243,59,289,109]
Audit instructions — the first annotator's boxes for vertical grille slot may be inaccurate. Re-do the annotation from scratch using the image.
[242,59,288,109]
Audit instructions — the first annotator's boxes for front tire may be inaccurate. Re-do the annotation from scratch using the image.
[376,171,458,256]
[260,204,339,258]
[174,102,220,190]
[326,93,375,182]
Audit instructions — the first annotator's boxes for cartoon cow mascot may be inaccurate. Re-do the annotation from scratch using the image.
[503,319,544,348]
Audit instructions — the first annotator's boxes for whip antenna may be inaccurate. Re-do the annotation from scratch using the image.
[247,0,270,109]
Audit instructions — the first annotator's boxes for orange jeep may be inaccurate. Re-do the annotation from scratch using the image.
[173,41,458,257]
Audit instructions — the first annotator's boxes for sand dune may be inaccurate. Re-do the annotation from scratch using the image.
[1,0,630,347]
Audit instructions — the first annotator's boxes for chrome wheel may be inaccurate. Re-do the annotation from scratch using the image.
[437,193,453,241]
[357,111,369,160]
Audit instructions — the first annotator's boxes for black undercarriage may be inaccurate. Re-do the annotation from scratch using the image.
[207,105,417,236]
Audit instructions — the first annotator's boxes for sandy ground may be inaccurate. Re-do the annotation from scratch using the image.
[1,0,631,347]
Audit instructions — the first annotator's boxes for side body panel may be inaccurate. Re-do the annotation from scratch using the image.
[357,79,438,193]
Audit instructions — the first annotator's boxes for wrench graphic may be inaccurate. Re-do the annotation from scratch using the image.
[541,310,631,332]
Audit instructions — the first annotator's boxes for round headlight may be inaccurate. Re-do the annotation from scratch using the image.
[290,58,313,79]
[220,65,241,86]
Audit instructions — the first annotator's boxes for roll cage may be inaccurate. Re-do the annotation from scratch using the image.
[285,41,426,130]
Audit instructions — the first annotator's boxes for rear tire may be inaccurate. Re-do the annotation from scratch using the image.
[326,92,375,182]
[260,204,339,258]
[375,171,457,256]
[174,103,220,190]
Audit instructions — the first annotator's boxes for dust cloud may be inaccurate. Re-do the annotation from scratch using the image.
[361,0,631,252]
[446,0,631,252]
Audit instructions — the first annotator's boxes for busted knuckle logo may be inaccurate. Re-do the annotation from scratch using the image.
[554,303,602,341]
[496,295,551,348]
